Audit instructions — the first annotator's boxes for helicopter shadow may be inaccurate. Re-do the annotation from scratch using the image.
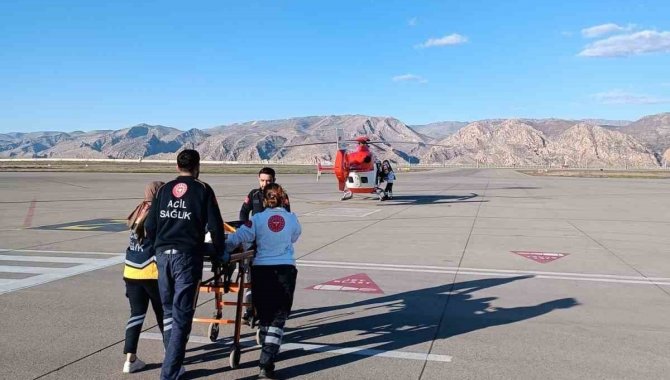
[381,192,486,205]
[182,276,578,379]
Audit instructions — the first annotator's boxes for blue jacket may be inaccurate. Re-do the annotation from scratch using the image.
[225,207,301,266]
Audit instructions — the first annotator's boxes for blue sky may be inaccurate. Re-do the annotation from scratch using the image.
[1,0,669,133]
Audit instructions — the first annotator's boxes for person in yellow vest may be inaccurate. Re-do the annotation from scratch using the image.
[122,181,167,373]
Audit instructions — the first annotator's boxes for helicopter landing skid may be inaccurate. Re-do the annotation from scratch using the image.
[341,190,353,201]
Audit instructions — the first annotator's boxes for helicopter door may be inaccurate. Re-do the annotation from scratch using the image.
[346,169,376,190]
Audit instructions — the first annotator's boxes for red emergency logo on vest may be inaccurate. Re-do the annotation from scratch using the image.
[172,183,188,198]
[268,215,285,232]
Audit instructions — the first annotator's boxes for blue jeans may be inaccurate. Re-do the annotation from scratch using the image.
[156,251,203,380]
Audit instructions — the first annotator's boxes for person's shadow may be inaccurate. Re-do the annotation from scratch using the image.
[184,275,578,379]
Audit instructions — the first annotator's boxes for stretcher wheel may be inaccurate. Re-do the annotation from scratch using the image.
[229,346,241,369]
[207,322,219,342]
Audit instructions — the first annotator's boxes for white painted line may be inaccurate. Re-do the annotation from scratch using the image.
[0,248,122,256]
[297,260,670,282]
[282,342,452,363]
[0,256,124,295]
[0,279,17,287]
[296,263,670,286]
[0,255,100,264]
[140,333,451,363]
[304,208,381,218]
[0,265,62,274]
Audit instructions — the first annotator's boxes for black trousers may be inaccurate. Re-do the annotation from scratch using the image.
[124,279,165,354]
[157,251,203,380]
[251,265,297,370]
[384,182,394,193]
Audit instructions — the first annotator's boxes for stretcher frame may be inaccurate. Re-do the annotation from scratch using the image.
[193,245,254,369]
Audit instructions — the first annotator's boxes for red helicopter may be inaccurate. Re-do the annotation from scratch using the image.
[284,128,448,200]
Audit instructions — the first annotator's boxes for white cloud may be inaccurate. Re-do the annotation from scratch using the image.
[592,90,670,105]
[392,74,428,83]
[581,23,634,38]
[579,30,670,57]
[416,33,468,48]
[408,17,417,27]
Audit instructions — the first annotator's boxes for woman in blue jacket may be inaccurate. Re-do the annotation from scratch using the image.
[226,183,301,379]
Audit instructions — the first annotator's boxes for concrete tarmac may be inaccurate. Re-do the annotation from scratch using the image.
[1,168,669,379]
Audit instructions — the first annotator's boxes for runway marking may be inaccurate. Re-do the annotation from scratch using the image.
[1,248,663,292]
[294,260,670,286]
[304,207,381,218]
[512,251,568,263]
[0,255,100,264]
[308,273,384,294]
[32,218,127,232]
[0,248,124,256]
[140,332,452,363]
[0,265,63,274]
[0,249,124,295]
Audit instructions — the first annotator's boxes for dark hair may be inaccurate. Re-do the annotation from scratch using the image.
[177,149,200,172]
[382,160,394,172]
[263,183,287,209]
[258,167,276,178]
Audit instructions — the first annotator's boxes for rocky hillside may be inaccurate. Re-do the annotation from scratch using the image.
[619,113,670,160]
[421,119,658,167]
[1,113,668,167]
[411,121,468,139]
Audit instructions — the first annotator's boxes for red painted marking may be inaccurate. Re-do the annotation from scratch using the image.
[268,215,285,232]
[172,183,188,198]
[512,251,569,264]
[22,198,37,228]
[307,273,383,294]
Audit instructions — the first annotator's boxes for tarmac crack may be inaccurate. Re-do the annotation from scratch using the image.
[32,296,218,379]
[567,221,670,298]
[418,179,491,380]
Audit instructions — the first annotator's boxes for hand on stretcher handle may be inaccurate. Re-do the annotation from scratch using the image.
[229,249,254,262]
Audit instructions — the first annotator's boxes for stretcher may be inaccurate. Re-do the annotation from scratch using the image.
[193,222,253,369]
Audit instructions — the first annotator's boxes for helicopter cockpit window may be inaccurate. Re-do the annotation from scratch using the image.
[361,177,368,183]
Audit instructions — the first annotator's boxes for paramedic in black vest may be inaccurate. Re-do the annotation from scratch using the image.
[239,167,290,222]
[145,149,226,380]
[239,167,290,324]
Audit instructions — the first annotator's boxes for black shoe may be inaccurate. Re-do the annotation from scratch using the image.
[258,367,276,379]
[242,310,252,326]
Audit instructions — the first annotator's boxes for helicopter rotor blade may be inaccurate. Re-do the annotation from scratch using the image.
[368,141,453,148]
[368,142,387,152]
[281,141,339,148]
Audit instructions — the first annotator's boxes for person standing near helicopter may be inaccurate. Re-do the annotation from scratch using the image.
[381,160,396,200]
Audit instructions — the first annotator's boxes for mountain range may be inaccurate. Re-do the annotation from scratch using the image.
[2,113,669,168]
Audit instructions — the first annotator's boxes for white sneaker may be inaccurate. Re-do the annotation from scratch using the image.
[122,358,146,373]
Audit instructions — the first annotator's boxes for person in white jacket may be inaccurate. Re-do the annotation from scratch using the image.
[225,183,301,379]
[381,160,396,200]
